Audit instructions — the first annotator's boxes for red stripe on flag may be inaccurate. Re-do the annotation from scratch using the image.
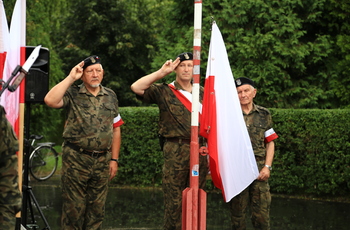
[0,52,7,80]
[200,75,225,198]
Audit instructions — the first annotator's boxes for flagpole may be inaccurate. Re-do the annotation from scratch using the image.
[17,0,26,189]
[182,0,206,229]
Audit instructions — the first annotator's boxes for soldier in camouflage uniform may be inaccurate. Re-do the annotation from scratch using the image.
[44,55,124,230]
[229,77,278,230]
[0,105,22,229]
[131,52,208,230]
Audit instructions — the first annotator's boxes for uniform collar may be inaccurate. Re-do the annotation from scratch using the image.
[252,103,258,112]
[173,81,183,90]
[173,80,192,91]
[244,103,260,115]
[78,83,108,96]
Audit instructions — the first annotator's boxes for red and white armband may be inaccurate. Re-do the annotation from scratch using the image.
[113,114,124,128]
[264,128,278,143]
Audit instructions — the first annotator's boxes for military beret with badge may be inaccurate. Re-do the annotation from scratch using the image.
[83,55,101,69]
[235,77,255,88]
[177,52,193,62]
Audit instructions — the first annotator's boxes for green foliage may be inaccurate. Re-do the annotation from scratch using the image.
[155,0,350,109]
[325,0,350,108]
[111,107,350,199]
[114,107,163,186]
[56,0,165,106]
[26,0,66,142]
[150,0,197,77]
[5,0,349,140]
[270,109,350,196]
[203,0,339,109]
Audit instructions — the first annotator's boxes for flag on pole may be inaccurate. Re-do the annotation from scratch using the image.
[0,0,26,136]
[200,22,259,202]
[1,0,26,135]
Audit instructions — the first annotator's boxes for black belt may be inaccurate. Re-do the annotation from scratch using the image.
[166,137,191,144]
[65,142,108,158]
[165,137,206,145]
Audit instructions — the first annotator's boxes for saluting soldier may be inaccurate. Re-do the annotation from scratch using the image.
[131,52,208,230]
[229,77,278,230]
[44,55,124,230]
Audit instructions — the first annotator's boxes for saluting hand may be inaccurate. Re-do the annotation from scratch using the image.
[68,61,84,81]
[160,57,181,76]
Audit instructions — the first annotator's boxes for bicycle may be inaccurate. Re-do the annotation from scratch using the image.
[27,134,59,181]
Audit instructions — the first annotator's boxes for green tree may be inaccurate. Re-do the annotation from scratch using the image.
[325,0,350,108]
[56,0,169,106]
[215,0,336,108]
[4,0,350,141]
[26,0,67,142]
[151,0,197,79]
[155,0,350,108]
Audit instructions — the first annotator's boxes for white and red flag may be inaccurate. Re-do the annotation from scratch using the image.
[200,22,259,202]
[0,0,26,136]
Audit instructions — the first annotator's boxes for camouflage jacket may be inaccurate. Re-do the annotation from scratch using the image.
[141,81,204,138]
[0,105,21,218]
[62,84,120,151]
[0,106,18,156]
[243,104,274,158]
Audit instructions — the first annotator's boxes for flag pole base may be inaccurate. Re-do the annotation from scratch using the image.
[182,188,207,230]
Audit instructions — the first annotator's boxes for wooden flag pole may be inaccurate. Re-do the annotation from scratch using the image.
[182,1,206,229]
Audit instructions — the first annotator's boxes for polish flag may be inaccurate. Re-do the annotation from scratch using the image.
[200,22,259,202]
[0,0,26,137]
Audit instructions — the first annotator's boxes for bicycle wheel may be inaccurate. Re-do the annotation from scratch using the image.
[29,145,58,181]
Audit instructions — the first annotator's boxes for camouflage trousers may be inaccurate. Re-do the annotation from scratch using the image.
[228,179,271,230]
[0,154,22,229]
[61,144,111,230]
[0,106,21,229]
[162,141,208,230]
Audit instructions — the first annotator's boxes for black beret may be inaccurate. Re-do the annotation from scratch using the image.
[177,52,193,62]
[83,55,101,69]
[235,77,255,88]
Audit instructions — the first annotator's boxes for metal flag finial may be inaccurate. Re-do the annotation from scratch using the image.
[210,16,216,25]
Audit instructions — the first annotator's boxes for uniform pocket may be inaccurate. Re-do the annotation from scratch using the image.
[168,99,186,116]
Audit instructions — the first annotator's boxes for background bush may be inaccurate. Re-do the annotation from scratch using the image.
[112,107,350,199]
[269,109,350,196]
[115,107,162,187]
